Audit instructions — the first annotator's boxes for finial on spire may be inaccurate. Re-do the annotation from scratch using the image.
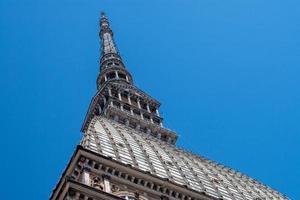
[100,11,106,18]
[100,11,109,29]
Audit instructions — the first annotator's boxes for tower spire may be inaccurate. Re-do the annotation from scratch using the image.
[99,12,118,55]
[97,12,133,88]
[84,13,177,145]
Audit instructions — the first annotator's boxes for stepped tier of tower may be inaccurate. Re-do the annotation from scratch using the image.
[82,13,177,145]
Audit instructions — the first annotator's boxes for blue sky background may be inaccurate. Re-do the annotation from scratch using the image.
[1,0,299,199]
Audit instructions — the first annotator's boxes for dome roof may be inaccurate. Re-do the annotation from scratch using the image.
[81,116,287,200]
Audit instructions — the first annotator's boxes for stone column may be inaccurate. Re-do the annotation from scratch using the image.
[137,99,141,109]
[98,105,102,114]
[75,192,80,200]
[150,117,154,124]
[157,133,161,139]
[108,87,112,96]
[118,91,122,101]
[146,104,151,113]
[136,124,140,130]
[81,168,91,186]
[103,175,111,193]
[115,71,119,79]
[156,109,160,117]
[127,96,132,105]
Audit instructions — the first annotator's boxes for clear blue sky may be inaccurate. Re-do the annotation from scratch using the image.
[1,0,299,199]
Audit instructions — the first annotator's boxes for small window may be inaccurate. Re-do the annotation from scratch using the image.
[113,101,120,108]
[94,163,99,169]
[141,127,147,133]
[121,93,128,99]
[107,62,113,67]
[149,105,156,113]
[129,122,136,129]
[161,135,167,142]
[111,89,118,98]
[107,72,116,79]
[166,161,173,166]
[153,117,160,124]
[131,98,138,107]
[140,102,147,110]
[118,72,126,80]
[79,194,85,200]
[133,109,140,116]
[171,191,176,197]
[117,143,124,148]
[123,105,131,112]
[143,114,150,120]
[212,178,219,183]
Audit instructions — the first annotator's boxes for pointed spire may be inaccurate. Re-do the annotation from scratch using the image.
[97,12,133,88]
[99,12,118,55]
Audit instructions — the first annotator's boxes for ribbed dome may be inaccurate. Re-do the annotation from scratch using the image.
[81,116,287,200]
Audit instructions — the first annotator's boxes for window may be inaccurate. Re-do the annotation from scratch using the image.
[140,102,147,110]
[107,62,113,67]
[129,122,136,129]
[131,98,138,107]
[113,101,120,108]
[117,142,125,148]
[153,117,160,124]
[107,72,116,79]
[166,161,173,166]
[123,105,131,112]
[121,93,129,102]
[118,72,127,80]
[111,89,118,98]
[149,105,156,113]
[161,135,167,142]
[133,109,140,116]
[141,127,148,133]
[143,114,150,120]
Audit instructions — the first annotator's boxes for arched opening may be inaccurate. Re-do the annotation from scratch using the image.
[107,72,116,80]
[118,72,127,80]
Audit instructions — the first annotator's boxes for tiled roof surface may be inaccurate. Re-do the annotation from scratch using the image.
[81,116,287,200]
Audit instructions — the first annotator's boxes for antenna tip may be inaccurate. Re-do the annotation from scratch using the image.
[100,11,106,18]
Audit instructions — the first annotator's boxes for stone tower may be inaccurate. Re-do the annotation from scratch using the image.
[50,13,288,200]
